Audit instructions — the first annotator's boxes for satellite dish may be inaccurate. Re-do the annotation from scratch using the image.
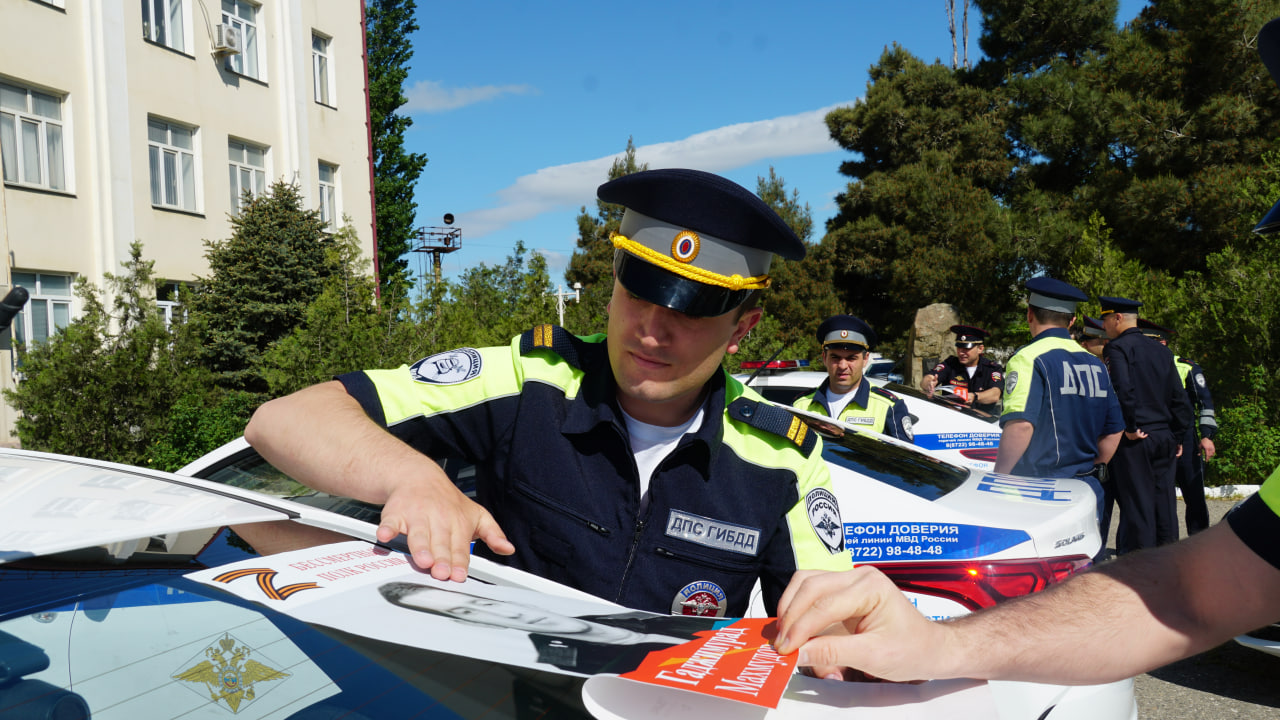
[443,213,455,225]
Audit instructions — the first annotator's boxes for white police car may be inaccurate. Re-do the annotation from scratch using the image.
[0,446,1136,719]
[733,360,1001,471]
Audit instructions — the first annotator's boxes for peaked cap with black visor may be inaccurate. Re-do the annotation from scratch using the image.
[599,169,805,317]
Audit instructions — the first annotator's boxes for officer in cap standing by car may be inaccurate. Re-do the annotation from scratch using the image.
[1100,298,1193,554]
[244,168,853,618]
[1138,319,1217,536]
[996,278,1124,534]
[793,315,915,442]
[920,325,1005,414]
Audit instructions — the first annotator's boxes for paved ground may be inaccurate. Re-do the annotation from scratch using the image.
[1105,497,1280,719]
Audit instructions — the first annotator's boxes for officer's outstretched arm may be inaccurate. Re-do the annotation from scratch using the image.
[245,381,514,581]
[775,520,1280,684]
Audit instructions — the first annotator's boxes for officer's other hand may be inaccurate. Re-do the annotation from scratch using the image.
[921,376,937,396]
[774,567,941,683]
[376,480,515,582]
[1200,438,1216,460]
[1124,429,1148,441]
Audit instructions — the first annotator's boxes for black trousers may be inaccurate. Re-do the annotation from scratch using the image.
[1175,429,1210,535]
[1111,428,1179,555]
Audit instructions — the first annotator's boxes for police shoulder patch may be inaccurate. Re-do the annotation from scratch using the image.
[519,324,583,369]
[805,487,845,555]
[726,397,818,456]
[1005,370,1019,394]
[410,348,482,385]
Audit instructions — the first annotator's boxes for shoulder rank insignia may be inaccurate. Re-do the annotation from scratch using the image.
[727,397,818,456]
[519,324,583,369]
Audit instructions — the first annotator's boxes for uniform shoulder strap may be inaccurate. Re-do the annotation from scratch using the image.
[519,324,585,369]
[871,386,900,403]
[726,397,819,457]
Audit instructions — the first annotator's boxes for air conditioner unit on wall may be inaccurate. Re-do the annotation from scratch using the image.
[212,24,242,56]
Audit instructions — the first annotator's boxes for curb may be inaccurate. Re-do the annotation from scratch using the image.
[1177,484,1260,500]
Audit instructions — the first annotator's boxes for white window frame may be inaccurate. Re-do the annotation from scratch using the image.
[141,0,188,53]
[221,0,262,79]
[228,138,267,214]
[156,281,188,328]
[1,81,70,192]
[148,117,199,212]
[10,272,74,347]
[317,161,338,230]
[312,32,334,107]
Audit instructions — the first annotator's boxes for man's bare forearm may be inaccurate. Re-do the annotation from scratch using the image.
[244,380,450,504]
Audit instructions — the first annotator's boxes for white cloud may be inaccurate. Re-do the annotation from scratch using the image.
[459,102,855,238]
[405,80,537,114]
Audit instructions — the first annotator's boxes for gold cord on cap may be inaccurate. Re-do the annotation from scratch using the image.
[610,232,771,291]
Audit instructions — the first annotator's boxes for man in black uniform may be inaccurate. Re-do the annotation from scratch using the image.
[920,325,1004,414]
[1138,319,1218,536]
[244,168,853,619]
[1101,297,1193,554]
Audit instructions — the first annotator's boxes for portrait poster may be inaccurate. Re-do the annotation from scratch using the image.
[186,540,796,708]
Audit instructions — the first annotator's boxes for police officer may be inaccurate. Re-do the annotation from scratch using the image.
[793,315,914,442]
[920,325,1004,414]
[1100,298,1193,554]
[1138,319,1218,536]
[995,278,1123,535]
[244,168,853,618]
[1077,316,1108,359]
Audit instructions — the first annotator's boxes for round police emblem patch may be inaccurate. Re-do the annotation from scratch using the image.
[901,415,915,441]
[671,580,727,617]
[410,348,482,385]
[805,487,845,555]
[670,230,700,263]
[1195,373,1206,388]
[1005,371,1018,394]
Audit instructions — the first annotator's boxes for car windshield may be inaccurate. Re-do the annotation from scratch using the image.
[794,415,970,501]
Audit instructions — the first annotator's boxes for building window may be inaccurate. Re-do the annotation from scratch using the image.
[0,82,67,192]
[318,162,338,229]
[148,117,198,212]
[142,0,186,53]
[312,33,333,106]
[11,272,73,346]
[156,281,188,327]
[228,139,266,214]
[221,0,260,79]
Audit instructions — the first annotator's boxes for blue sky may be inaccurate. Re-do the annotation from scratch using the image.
[398,1,1147,288]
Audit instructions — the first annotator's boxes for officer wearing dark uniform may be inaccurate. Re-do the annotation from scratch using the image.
[1101,298,1193,554]
[921,325,1004,414]
[245,168,853,619]
[996,279,1124,541]
[1077,316,1108,359]
[793,315,914,442]
[1138,319,1218,536]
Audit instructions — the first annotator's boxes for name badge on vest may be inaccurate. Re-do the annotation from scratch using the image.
[844,416,874,425]
[665,510,760,556]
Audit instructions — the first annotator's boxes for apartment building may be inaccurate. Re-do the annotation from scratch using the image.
[0,0,376,441]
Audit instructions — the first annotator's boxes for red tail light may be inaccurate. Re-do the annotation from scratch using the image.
[874,556,1092,611]
[959,447,999,463]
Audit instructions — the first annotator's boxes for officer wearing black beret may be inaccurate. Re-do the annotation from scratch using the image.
[1100,297,1193,554]
[244,168,852,619]
[1137,319,1218,536]
[996,278,1124,539]
[793,315,914,442]
[920,324,1005,414]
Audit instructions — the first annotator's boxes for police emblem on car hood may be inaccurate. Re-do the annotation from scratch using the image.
[805,488,845,555]
[410,348,482,384]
